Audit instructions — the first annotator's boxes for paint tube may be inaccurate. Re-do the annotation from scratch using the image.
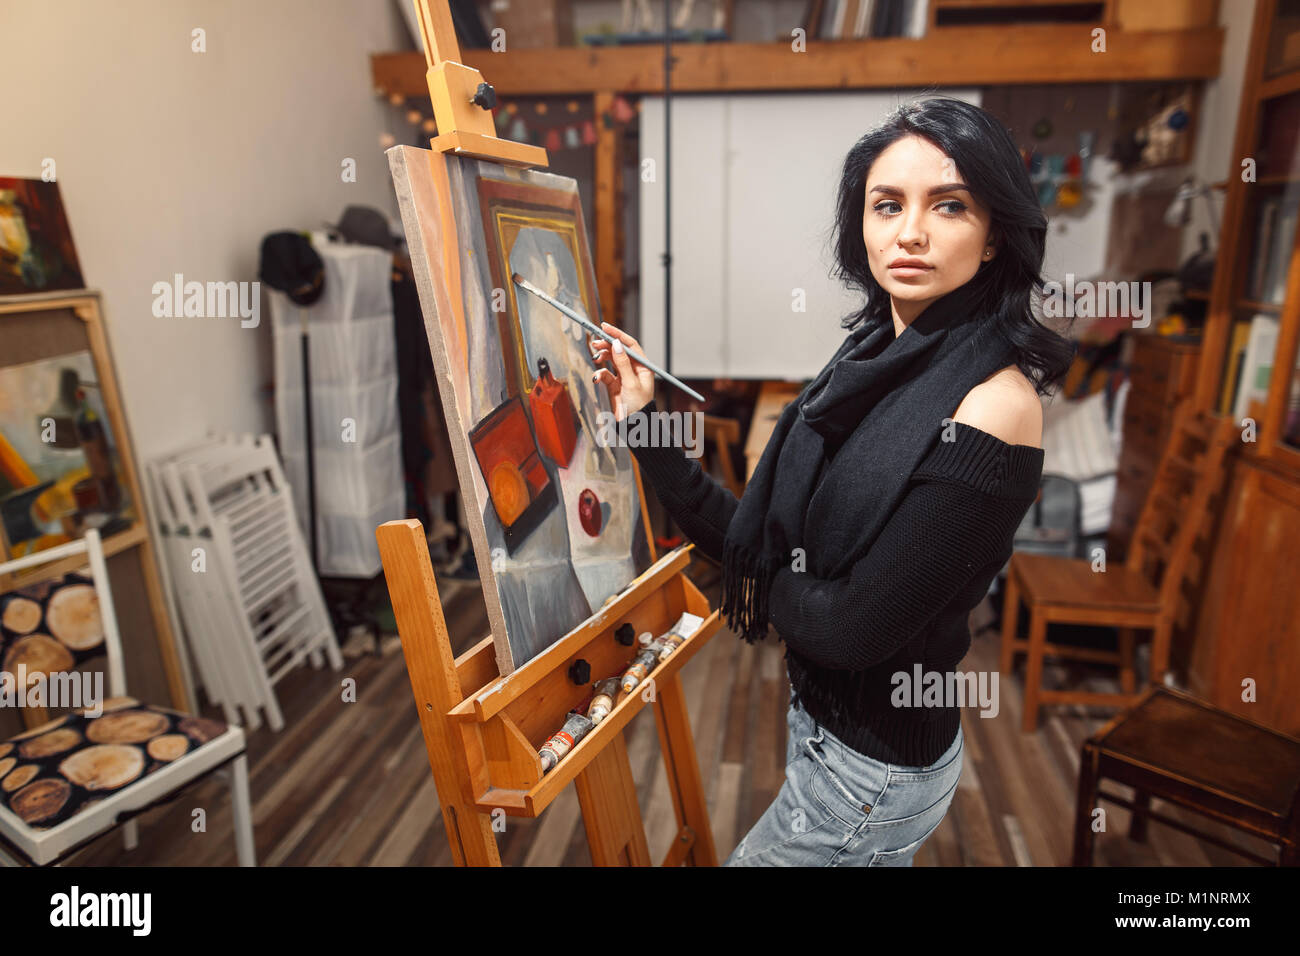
[657,611,706,661]
[538,711,596,774]
[586,678,622,725]
[620,641,664,693]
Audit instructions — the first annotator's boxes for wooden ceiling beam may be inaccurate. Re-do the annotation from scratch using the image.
[371,26,1223,98]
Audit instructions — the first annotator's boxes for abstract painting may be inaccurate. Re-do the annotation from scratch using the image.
[0,351,134,558]
[389,146,653,673]
[0,179,85,296]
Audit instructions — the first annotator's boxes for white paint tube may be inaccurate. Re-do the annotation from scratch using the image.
[621,641,665,693]
[538,711,596,773]
[657,612,706,661]
[586,677,622,725]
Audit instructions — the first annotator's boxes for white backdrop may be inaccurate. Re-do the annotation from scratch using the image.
[639,89,982,380]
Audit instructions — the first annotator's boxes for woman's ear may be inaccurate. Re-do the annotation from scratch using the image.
[981,234,997,264]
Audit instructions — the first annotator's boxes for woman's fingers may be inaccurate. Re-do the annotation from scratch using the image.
[587,332,614,364]
[592,367,621,394]
[589,324,654,416]
[600,321,642,354]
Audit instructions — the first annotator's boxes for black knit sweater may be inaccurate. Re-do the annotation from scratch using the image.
[630,398,1044,766]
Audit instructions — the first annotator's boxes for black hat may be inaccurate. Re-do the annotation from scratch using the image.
[258,231,325,306]
[325,205,400,251]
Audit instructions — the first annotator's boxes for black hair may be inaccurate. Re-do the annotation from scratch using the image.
[829,96,1075,396]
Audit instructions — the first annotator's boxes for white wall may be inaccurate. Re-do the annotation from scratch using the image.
[0,0,411,461]
[639,89,980,380]
[1183,0,1258,256]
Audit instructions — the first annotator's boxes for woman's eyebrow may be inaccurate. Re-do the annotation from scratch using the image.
[866,184,972,196]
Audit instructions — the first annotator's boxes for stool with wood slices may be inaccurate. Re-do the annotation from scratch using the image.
[1073,686,1300,866]
[0,530,254,866]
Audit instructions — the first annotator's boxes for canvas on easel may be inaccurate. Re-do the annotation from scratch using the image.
[389,146,653,674]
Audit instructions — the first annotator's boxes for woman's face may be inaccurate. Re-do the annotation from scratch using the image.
[861,134,995,321]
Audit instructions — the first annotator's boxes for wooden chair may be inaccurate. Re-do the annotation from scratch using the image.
[701,414,744,499]
[1000,399,1238,732]
[1073,685,1300,866]
[0,530,254,866]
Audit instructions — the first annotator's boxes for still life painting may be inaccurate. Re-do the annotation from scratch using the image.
[0,352,134,559]
[389,147,653,672]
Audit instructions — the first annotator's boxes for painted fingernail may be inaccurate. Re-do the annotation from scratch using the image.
[612,340,624,354]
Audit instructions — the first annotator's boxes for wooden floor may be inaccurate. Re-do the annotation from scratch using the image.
[70,560,1277,867]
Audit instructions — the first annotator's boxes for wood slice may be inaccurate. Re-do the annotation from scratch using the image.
[46,583,103,651]
[0,743,12,758]
[19,727,83,759]
[178,717,226,744]
[0,757,13,778]
[9,714,69,741]
[79,696,139,717]
[146,734,190,762]
[3,634,74,680]
[86,710,170,745]
[58,744,145,791]
[2,597,42,635]
[2,764,38,792]
[11,777,71,824]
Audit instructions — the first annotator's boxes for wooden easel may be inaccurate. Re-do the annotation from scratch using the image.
[374,0,722,866]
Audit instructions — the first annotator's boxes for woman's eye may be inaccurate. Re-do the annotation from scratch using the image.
[936,200,968,215]
[872,201,902,217]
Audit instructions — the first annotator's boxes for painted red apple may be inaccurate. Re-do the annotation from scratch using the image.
[578,488,602,536]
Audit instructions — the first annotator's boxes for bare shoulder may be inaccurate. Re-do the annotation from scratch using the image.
[951,365,1043,448]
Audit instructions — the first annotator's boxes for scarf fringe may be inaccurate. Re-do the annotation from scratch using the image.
[721,538,778,645]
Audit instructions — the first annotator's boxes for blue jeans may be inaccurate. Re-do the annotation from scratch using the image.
[724,696,963,866]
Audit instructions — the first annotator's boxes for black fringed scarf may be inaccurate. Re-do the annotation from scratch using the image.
[720,280,1016,644]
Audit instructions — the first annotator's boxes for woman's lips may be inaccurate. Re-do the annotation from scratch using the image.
[888,262,933,277]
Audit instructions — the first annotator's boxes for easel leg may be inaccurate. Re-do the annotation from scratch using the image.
[574,731,652,865]
[653,672,719,866]
[377,519,501,866]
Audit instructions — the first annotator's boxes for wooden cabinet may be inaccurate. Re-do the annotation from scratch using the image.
[1107,333,1200,562]
[1182,0,1300,735]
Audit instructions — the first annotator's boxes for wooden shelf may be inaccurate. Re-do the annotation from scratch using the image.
[371,26,1223,97]
[1260,67,1300,101]
[1238,300,1284,313]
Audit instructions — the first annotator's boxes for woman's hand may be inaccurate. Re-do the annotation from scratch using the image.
[588,321,655,422]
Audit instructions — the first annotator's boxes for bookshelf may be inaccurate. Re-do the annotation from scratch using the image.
[1196,0,1300,469]
[1182,0,1300,736]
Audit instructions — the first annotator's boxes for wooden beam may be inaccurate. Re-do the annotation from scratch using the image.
[372,27,1223,98]
[593,91,621,329]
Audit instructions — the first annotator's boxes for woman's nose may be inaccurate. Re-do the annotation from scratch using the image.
[896,214,927,248]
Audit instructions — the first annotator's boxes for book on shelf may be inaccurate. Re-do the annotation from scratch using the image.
[809,0,925,38]
[1218,318,1253,416]
[1249,195,1299,304]
[1233,314,1281,422]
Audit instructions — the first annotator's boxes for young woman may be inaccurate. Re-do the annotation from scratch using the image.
[589,97,1074,867]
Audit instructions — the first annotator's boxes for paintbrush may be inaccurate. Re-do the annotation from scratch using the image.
[511,272,706,403]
